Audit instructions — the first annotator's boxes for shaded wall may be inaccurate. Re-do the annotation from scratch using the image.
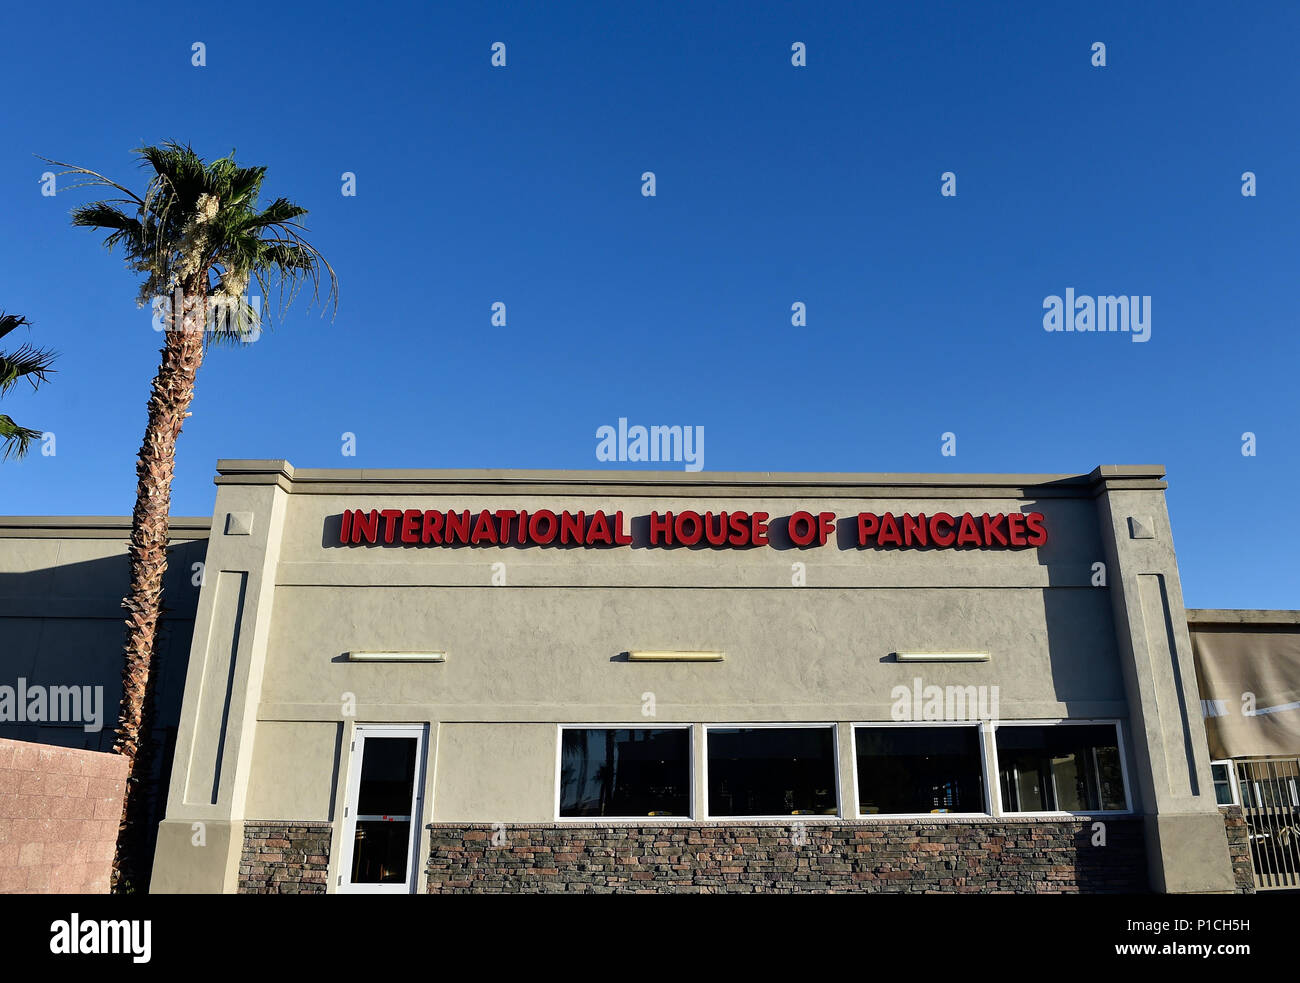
[0,518,209,887]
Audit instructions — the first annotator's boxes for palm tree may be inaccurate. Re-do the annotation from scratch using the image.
[0,312,56,459]
[46,143,336,891]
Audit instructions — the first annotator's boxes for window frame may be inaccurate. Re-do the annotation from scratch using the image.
[990,718,1134,817]
[553,723,695,822]
[1210,758,1239,807]
[702,722,841,821]
[337,722,429,895]
[849,720,992,819]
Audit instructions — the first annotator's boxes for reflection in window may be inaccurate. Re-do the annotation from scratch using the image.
[707,727,837,817]
[856,726,985,814]
[996,724,1127,813]
[1211,761,1236,806]
[560,729,690,817]
[350,736,418,884]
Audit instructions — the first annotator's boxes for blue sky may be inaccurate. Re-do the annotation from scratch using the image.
[0,1,1296,607]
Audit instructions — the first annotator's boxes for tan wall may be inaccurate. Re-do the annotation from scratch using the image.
[140,462,1236,893]
[0,738,126,893]
[432,723,556,822]
[246,489,1128,824]
[259,585,1122,718]
[0,519,209,753]
[244,720,341,821]
[249,583,1127,824]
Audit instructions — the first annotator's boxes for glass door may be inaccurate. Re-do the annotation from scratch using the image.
[339,724,427,894]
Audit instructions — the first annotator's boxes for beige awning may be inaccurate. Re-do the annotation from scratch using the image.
[1190,611,1300,760]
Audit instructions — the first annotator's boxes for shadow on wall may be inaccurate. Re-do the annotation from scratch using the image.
[1030,499,1145,809]
[1016,497,1126,710]
[0,539,208,878]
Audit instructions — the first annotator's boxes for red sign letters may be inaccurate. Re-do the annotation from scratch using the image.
[336,508,1048,549]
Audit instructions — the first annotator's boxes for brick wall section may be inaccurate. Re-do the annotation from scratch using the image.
[0,738,126,893]
[238,821,333,894]
[426,819,1148,894]
[1220,806,1256,894]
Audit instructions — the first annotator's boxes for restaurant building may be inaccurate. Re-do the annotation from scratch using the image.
[3,460,1294,893]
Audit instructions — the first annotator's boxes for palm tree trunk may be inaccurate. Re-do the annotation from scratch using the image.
[112,291,206,892]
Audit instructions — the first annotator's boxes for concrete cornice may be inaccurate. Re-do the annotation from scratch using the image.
[0,517,211,538]
[1187,608,1300,626]
[212,460,1169,499]
[213,459,295,493]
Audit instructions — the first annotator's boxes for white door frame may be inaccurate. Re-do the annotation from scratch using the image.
[337,723,428,894]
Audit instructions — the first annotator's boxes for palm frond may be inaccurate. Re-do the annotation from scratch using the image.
[205,292,263,345]
[0,344,58,393]
[0,414,43,460]
[238,197,306,230]
[0,311,56,394]
[0,311,31,341]
[70,202,145,253]
[34,155,145,205]
[225,165,267,208]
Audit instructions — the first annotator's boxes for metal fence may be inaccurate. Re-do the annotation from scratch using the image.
[1235,757,1300,891]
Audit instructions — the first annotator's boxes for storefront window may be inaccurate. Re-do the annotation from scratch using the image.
[706,726,837,817]
[855,726,986,815]
[559,728,691,818]
[996,723,1128,813]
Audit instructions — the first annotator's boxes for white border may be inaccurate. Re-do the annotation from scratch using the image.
[702,723,841,820]
[337,723,429,894]
[554,724,695,822]
[989,719,1134,816]
[849,720,992,819]
[1209,759,1239,806]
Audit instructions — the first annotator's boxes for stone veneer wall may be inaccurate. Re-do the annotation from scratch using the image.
[238,821,332,894]
[426,819,1148,894]
[232,812,1253,894]
[0,738,127,894]
[1219,806,1256,894]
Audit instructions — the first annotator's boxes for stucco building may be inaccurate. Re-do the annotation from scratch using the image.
[3,460,1295,893]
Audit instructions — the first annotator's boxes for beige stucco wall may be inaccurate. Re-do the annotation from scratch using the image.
[111,462,1233,893]
[241,485,1126,829]
[432,723,556,822]
[260,586,1123,718]
[243,720,341,821]
[0,465,1249,894]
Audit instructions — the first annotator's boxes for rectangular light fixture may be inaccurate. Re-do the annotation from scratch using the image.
[627,650,724,663]
[347,651,446,663]
[894,652,990,663]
